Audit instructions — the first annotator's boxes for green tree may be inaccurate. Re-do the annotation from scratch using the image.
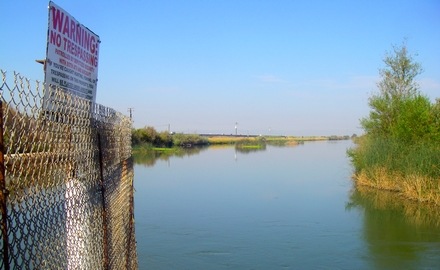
[131,128,142,145]
[378,43,422,99]
[360,42,428,142]
[157,131,173,147]
[131,126,159,146]
[144,126,158,143]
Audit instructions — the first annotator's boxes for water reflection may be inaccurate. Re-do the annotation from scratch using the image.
[133,143,271,166]
[347,185,440,269]
[133,146,208,167]
[234,144,267,154]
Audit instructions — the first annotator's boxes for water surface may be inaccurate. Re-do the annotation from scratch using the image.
[134,140,440,269]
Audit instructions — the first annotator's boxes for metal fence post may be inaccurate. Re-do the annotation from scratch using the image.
[125,158,134,269]
[0,100,10,270]
[97,132,109,270]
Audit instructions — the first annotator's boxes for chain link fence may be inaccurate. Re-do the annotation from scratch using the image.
[0,70,137,269]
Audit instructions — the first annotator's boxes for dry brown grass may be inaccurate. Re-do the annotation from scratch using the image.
[354,167,440,206]
[207,136,250,144]
[291,136,328,141]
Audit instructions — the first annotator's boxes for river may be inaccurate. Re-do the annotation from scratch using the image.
[134,140,440,269]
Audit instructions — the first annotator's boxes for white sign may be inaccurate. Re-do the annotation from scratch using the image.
[44,1,100,103]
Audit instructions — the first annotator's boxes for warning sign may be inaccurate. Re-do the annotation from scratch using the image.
[44,1,100,103]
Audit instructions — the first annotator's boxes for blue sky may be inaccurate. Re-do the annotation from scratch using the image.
[1,0,439,136]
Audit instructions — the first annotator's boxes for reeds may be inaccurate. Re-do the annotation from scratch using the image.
[207,136,250,145]
[349,137,440,205]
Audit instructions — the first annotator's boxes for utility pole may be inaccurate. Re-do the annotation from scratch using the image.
[128,108,134,121]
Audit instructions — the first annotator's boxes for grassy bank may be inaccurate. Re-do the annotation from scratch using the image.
[207,136,251,145]
[132,143,169,154]
[206,135,336,145]
[348,137,440,205]
[132,134,349,154]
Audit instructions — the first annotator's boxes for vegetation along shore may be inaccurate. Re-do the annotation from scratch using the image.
[132,126,351,155]
[348,42,440,205]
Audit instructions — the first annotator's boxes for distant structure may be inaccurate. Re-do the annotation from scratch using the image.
[128,108,134,120]
[235,122,238,136]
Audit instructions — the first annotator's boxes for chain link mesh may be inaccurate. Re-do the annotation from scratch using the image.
[0,70,137,269]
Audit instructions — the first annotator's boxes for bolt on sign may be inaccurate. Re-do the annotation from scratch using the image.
[44,1,100,108]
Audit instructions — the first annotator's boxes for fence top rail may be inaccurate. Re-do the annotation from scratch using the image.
[1,69,131,125]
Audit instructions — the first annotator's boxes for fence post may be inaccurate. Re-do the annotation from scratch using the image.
[0,100,10,270]
[125,158,134,269]
[97,132,109,270]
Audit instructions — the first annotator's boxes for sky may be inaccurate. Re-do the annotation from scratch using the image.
[1,0,439,136]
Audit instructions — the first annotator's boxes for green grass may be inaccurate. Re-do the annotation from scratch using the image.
[132,143,154,153]
[132,143,184,155]
[348,136,440,205]
[349,137,440,179]
[237,145,264,149]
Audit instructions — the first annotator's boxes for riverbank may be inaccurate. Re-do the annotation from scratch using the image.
[353,168,440,206]
[207,136,300,146]
[132,126,351,152]
[349,137,440,206]
[205,135,345,145]
[132,135,350,155]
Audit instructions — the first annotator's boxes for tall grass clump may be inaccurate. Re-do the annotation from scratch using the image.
[350,137,440,179]
[235,137,266,148]
[172,133,209,147]
[349,137,440,204]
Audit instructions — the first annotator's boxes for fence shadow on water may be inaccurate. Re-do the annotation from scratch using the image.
[0,70,137,269]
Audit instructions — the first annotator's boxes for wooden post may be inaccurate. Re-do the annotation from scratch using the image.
[0,100,10,270]
[97,133,109,270]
